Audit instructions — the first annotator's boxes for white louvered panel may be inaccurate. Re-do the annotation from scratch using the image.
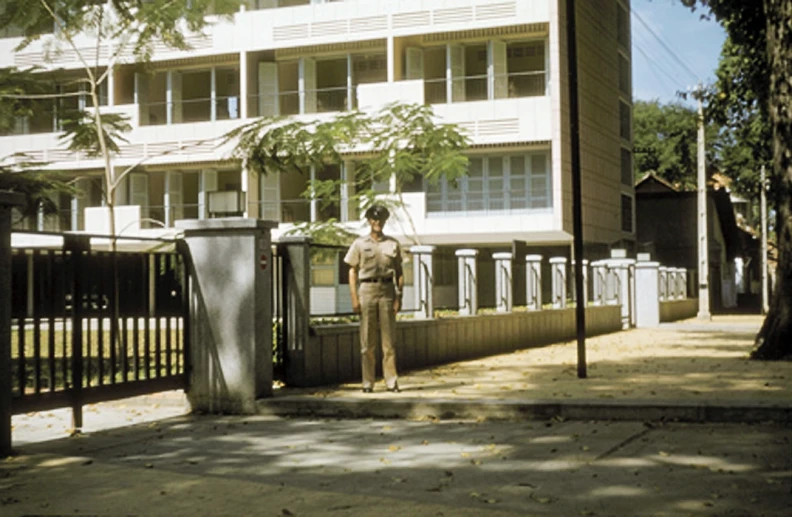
[147,142,175,156]
[433,7,474,25]
[456,121,476,137]
[274,24,310,42]
[477,119,520,138]
[311,20,349,38]
[16,150,45,163]
[184,34,212,50]
[350,15,388,33]
[475,2,517,21]
[15,52,43,67]
[47,149,74,162]
[392,10,431,30]
[183,140,216,154]
[119,144,146,160]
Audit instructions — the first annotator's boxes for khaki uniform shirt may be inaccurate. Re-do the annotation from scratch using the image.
[344,235,403,281]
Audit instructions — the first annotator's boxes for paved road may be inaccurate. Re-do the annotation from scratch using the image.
[4,414,791,516]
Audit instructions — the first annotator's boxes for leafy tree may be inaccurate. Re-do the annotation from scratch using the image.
[680,0,792,359]
[632,100,719,189]
[227,102,470,245]
[0,0,244,236]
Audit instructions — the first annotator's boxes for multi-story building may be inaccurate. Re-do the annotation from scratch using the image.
[1,0,635,305]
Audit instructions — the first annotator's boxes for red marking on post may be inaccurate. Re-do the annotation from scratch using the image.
[260,254,268,270]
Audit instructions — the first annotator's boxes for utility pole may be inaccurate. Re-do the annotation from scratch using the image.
[760,164,769,314]
[566,0,586,378]
[696,85,711,320]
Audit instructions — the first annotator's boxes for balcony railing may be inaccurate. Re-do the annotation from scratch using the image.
[139,95,241,126]
[424,71,547,105]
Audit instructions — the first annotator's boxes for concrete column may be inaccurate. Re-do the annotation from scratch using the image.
[635,261,660,327]
[609,259,636,329]
[1,192,25,457]
[550,257,567,309]
[411,245,434,319]
[525,254,542,311]
[279,236,312,386]
[176,218,277,413]
[591,260,607,306]
[456,249,478,316]
[667,268,678,300]
[679,268,688,299]
[571,259,588,307]
[493,252,513,313]
[659,266,668,302]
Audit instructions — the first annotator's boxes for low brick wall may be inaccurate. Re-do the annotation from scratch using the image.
[660,298,698,322]
[286,305,622,387]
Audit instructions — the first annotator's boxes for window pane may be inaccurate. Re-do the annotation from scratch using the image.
[620,100,632,141]
[621,147,633,186]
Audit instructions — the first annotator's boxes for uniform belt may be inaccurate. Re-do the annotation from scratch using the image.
[360,277,393,283]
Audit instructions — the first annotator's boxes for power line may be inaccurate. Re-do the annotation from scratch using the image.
[632,41,684,96]
[631,7,701,83]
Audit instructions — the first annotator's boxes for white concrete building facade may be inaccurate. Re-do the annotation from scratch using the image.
[1,0,635,256]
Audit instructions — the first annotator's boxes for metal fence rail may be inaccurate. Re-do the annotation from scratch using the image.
[9,233,189,427]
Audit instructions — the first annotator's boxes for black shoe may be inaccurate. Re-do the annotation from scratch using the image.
[386,384,400,393]
[362,387,373,394]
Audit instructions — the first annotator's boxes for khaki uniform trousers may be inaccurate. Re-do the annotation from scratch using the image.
[358,282,398,389]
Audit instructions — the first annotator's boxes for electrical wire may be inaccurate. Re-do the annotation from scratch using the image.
[631,6,701,83]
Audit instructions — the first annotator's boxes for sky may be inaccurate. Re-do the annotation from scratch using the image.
[630,0,727,105]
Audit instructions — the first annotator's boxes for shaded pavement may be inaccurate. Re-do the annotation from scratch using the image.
[3,315,791,516]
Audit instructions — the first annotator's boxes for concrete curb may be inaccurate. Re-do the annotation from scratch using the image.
[258,396,792,424]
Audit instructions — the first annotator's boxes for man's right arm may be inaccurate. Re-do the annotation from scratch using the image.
[348,267,361,313]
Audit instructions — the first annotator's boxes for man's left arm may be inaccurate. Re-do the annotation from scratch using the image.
[393,241,404,314]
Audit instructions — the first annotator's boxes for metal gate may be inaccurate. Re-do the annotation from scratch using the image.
[9,233,189,428]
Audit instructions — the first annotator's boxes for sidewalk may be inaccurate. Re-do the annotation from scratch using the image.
[4,314,791,516]
[262,315,791,423]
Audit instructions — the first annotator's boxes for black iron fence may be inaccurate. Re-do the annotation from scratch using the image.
[9,232,189,428]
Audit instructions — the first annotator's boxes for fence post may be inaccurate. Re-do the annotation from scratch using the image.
[659,266,668,301]
[525,254,542,311]
[176,219,277,414]
[679,268,688,299]
[63,233,91,433]
[456,249,478,316]
[279,235,312,386]
[1,192,24,457]
[591,260,606,306]
[493,252,513,313]
[550,257,567,309]
[635,261,660,327]
[410,245,434,319]
[609,258,636,329]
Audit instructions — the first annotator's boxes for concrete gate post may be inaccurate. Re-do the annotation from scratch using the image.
[1,192,24,457]
[550,257,567,309]
[525,254,543,311]
[493,252,513,313]
[456,249,478,316]
[635,261,660,327]
[176,218,277,414]
[410,245,435,319]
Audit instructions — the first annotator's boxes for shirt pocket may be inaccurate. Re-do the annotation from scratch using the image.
[361,247,377,268]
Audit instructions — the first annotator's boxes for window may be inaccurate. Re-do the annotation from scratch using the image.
[620,148,633,186]
[621,194,633,233]
[617,4,630,49]
[426,152,552,214]
[619,100,631,141]
[618,53,630,96]
[311,249,337,286]
[506,41,546,97]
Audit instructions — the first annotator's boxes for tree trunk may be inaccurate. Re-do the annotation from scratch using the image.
[751,0,792,360]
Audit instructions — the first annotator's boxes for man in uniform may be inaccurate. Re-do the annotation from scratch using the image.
[344,205,404,393]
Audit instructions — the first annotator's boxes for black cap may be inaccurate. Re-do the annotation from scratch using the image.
[364,204,390,221]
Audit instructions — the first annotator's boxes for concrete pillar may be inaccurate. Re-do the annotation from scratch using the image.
[411,245,434,319]
[493,252,513,313]
[635,261,660,327]
[279,236,312,386]
[525,254,542,311]
[550,257,567,309]
[571,259,588,307]
[456,249,478,316]
[176,218,277,413]
[609,259,636,329]
[591,260,607,306]
[679,268,688,299]
[1,192,24,457]
[668,268,678,300]
[659,266,668,301]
